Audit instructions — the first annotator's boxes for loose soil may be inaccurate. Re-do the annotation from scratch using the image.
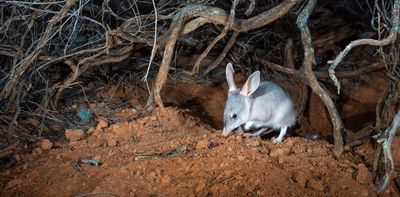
[1,75,399,197]
[1,106,399,196]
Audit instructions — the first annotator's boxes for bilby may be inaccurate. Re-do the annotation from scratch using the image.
[222,63,296,144]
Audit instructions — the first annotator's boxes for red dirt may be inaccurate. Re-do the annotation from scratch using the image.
[1,106,399,196]
[1,73,399,196]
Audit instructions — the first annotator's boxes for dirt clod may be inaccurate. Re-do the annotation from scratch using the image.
[96,118,108,131]
[161,175,172,186]
[107,138,118,147]
[356,163,372,184]
[269,147,290,157]
[40,139,53,151]
[285,139,295,147]
[64,129,84,141]
[237,155,245,161]
[196,139,209,150]
[235,135,243,141]
[308,178,324,191]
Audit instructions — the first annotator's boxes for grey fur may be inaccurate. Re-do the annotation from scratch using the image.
[223,63,296,143]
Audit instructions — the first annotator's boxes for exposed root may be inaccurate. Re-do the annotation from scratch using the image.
[296,0,344,155]
[376,109,400,193]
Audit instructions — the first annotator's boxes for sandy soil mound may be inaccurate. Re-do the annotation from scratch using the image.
[1,107,399,196]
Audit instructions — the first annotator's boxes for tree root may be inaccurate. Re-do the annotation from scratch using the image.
[296,0,344,155]
[376,109,400,193]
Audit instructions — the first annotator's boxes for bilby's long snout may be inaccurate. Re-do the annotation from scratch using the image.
[222,127,232,137]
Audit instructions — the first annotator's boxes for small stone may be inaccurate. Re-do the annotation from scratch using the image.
[71,104,78,109]
[196,139,209,150]
[96,119,108,131]
[40,139,53,151]
[237,155,245,161]
[131,109,140,118]
[308,179,324,191]
[357,164,372,184]
[56,155,62,160]
[65,129,85,141]
[107,138,118,147]
[269,148,290,157]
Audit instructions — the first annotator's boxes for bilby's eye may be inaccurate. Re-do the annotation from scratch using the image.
[231,114,237,119]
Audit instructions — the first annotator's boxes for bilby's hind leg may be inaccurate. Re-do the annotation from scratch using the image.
[272,126,287,144]
[243,128,268,137]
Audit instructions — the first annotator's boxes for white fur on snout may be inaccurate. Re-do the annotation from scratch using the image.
[222,127,231,137]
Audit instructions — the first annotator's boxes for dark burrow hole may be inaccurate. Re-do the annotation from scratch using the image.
[165,100,221,129]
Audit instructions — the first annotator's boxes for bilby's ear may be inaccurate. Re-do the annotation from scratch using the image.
[226,63,237,91]
[240,71,260,96]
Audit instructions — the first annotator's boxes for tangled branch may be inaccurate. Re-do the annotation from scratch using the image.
[328,0,400,94]
[149,0,302,108]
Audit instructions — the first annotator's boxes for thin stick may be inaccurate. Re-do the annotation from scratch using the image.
[142,0,158,95]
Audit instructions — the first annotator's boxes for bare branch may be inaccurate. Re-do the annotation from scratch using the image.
[328,0,400,94]
[296,0,344,155]
[142,0,159,92]
[0,0,78,99]
[150,0,303,108]
[376,108,400,193]
[189,0,238,75]
[205,31,240,74]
